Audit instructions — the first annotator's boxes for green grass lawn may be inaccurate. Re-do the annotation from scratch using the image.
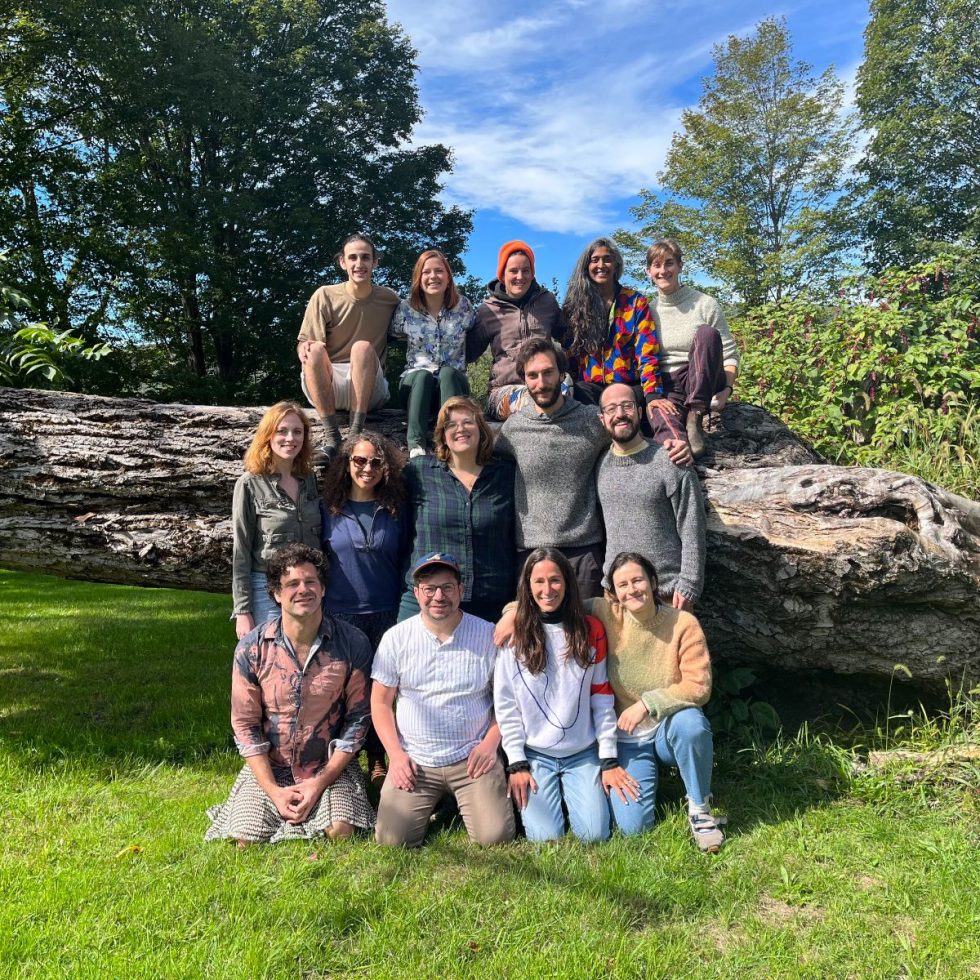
[1,569,977,979]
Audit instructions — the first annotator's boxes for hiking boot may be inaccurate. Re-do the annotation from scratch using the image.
[685,407,706,457]
[313,437,338,470]
[688,804,726,853]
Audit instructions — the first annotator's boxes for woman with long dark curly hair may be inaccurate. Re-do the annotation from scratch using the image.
[493,548,636,842]
[562,237,662,417]
[321,430,408,784]
[232,401,322,639]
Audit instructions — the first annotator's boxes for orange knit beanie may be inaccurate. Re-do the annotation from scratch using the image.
[496,240,535,281]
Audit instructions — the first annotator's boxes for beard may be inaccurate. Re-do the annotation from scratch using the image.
[608,416,641,443]
[530,384,561,409]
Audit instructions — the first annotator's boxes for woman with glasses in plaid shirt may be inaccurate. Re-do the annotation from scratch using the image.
[399,396,516,624]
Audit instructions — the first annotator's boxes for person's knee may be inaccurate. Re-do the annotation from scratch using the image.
[668,707,713,745]
[374,819,419,848]
[350,340,379,367]
[469,816,516,846]
[694,323,722,351]
[327,820,354,840]
[306,342,331,371]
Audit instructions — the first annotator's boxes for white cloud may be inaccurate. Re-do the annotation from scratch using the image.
[384,0,865,234]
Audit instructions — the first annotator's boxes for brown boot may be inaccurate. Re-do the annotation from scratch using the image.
[686,405,706,458]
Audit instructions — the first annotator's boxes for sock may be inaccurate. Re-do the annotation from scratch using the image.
[319,413,341,449]
[349,410,366,437]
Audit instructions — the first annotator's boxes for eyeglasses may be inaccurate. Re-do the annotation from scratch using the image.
[417,582,458,598]
[599,401,638,417]
[444,419,477,433]
[350,455,384,471]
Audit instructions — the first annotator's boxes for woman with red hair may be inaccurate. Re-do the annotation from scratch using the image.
[390,249,475,458]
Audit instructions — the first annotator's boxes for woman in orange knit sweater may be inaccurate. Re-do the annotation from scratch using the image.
[587,551,725,852]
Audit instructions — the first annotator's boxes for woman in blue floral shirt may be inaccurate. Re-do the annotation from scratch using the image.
[390,249,476,458]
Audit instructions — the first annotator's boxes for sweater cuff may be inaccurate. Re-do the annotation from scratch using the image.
[599,757,620,771]
[640,690,674,721]
[676,583,702,602]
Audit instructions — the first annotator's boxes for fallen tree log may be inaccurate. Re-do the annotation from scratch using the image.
[1,386,977,688]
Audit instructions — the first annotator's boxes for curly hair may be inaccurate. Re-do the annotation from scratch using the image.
[265,543,330,600]
[562,237,624,358]
[320,430,405,516]
[433,396,495,465]
[513,548,592,675]
[605,551,660,606]
[243,401,313,477]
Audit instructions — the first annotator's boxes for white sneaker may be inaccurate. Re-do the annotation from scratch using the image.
[688,799,726,853]
[409,446,428,459]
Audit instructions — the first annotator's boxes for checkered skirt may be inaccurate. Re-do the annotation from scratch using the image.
[205,761,375,844]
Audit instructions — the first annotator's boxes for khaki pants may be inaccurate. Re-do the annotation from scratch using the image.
[376,758,516,848]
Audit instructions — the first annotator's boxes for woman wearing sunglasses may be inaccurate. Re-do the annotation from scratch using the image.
[321,431,409,784]
[399,395,516,623]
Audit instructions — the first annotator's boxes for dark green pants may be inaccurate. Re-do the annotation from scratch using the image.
[399,366,469,450]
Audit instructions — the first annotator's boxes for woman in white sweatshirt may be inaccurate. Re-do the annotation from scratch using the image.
[494,548,637,842]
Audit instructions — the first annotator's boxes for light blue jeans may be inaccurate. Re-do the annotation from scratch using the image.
[522,745,610,843]
[250,572,280,629]
[609,707,714,836]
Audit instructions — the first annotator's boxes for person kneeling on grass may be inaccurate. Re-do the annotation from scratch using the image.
[205,543,375,846]
[371,552,516,848]
[594,551,725,853]
[494,549,637,842]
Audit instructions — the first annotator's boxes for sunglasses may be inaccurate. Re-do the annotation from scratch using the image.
[350,455,384,471]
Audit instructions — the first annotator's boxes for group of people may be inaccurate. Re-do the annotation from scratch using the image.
[207,231,737,854]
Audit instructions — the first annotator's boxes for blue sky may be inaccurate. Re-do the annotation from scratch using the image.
[384,0,870,292]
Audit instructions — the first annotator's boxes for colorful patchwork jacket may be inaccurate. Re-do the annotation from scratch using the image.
[573,286,663,399]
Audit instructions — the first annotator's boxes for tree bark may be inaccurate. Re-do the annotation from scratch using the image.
[1,386,977,689]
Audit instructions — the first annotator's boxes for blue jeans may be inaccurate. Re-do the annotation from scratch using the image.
[250,573,280,629]
[522,746,610,843]
[610,707,714,836]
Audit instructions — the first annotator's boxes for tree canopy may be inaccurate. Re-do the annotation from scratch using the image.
[616,17,854,307]
[0,0,471,401]
[854,0,980,270]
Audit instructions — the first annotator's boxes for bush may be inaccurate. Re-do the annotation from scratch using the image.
[733,251,979,495]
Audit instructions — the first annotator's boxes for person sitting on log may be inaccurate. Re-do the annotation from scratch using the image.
[297,233,399,465]
[205,543,375,846]
[561,237,661,422]
[232,401,322,640]
[465,240,569,420]
[645,238,740,457]
[389,249,475,458]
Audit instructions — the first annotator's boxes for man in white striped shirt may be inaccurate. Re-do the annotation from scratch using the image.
[371,552,516,847]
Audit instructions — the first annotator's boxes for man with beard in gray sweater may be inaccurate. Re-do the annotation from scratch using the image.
[495,340,691,598]
[597,383,705,609]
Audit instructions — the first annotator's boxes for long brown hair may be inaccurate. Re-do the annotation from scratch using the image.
[513,548,592,675]
[243,401,313,476]
[433,396,494,465]
[408,249,460,314]
[320,431,405,516]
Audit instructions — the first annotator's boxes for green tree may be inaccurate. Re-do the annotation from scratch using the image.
[0,1,471,402]
[855,0,980,269]
[617,18,854,307]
